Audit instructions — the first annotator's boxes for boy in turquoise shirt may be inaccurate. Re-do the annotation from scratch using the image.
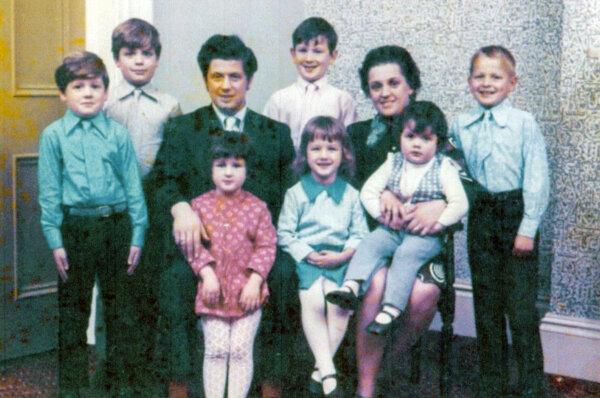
[450,45,549,397]
[38,51,147,397]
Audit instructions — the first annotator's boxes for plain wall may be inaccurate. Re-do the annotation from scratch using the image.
[153,0,305,113]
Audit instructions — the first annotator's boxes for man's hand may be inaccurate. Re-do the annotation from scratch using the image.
[513,235,534,257]
[199,266,220,306]
[127,246,142,275]
[53,248,69,282]
[404,200,446,235]
[239,273,263,312]
[171,202,209,262]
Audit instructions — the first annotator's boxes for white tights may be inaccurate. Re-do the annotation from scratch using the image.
[199,309,262,398]
[299,276,351,392]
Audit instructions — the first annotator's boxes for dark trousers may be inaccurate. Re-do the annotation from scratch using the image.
[58,212,136,392]
[254,249,302,390]
[156,254,200,383]
[467,189,545,398]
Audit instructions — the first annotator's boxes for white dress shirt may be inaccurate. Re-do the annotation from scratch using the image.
[263,76,358,149]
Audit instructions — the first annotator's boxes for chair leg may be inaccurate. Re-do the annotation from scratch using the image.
[409,337,422,384]
[438,234,456,398]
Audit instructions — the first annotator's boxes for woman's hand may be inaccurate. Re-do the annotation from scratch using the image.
[379,190,406,230]
[404,200,446,235]
[199,266,220,306]
[239,273,263,312]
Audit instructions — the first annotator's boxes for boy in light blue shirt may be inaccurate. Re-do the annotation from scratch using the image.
[449,45,549,398]
[104,18,181,393]
[38,51,147,396]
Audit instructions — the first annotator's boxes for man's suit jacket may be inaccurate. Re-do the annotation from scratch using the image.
[150,105,295,235]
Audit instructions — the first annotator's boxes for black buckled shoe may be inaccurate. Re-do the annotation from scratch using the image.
[325,287,360,310]
[308,367,321,396]
[366,308,403,336]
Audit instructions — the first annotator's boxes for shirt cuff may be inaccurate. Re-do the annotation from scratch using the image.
[518,218,540,238]
[131,226,146,248]
[45,229,63,250]
[288,242,315,263]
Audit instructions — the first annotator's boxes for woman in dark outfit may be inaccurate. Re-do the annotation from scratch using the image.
[348,46,447,398]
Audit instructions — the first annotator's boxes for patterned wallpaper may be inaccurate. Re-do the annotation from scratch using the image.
[549,0,600,319]
[303,0,598,319]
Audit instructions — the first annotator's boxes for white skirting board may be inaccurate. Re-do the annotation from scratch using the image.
[429,282,600,383]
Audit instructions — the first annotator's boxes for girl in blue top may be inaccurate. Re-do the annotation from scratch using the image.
[277,116,368,397]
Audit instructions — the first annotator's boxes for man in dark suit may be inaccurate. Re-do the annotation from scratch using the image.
[150,34,295,398]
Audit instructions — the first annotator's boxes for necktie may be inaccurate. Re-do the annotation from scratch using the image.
[474,110,493,174]
[296,83,317,148]
[224,116,241,132]
[80,120,103,198]
[133,88,142,102]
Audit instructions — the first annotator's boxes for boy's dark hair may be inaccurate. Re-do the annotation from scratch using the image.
[399,101,448,150]
[469,45,516,75]
[292,17,338,53]
[358,45,421,102]
[111,18,162,59]
[197,35,258,81]
[55,51,109,93]
[294,116,355,178]
[209,130,253,161]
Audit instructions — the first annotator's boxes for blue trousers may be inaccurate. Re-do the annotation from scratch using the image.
[344,226,442,311]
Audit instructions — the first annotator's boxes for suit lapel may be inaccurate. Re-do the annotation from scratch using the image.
[190,106,219,169]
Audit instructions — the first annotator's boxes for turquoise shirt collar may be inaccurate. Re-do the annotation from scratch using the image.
[461,98,512,128]
[300,174,347,204]
[63,109,109,138]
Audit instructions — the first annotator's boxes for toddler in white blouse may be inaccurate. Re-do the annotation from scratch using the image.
[326,101,468,335]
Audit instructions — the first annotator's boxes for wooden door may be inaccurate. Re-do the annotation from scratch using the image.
[0,0,84,361]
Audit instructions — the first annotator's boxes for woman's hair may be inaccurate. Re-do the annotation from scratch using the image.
[358,45,421,101]
[209,130,253,161]
[293,116,355,177]
[399,101,448,150]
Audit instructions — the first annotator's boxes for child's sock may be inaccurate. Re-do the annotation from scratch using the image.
[342,279,360,296]
[322,376,337,395]
[374,304,401,325]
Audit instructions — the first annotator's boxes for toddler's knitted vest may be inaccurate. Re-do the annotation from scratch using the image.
[386,153,445,203]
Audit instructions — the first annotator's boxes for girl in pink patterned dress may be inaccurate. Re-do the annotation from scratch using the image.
[188,133,277,398]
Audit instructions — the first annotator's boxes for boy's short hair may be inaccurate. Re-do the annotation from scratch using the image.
[400,101,448,150]
[470,45,516,75]
[209,130,253,161]
[55,51,109,93]
[292,17,338,53]
[197,35,258,81]
[294,116,355,178]
[358,45,421,101]
[111,18,162,59]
